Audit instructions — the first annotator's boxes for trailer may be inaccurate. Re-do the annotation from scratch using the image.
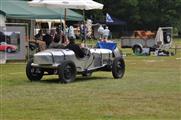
[121,27,173,55]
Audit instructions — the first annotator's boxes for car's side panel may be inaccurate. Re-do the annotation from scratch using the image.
[0,44,6,51]
[32,48,114,72]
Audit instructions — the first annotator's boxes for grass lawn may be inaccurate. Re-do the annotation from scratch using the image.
[0,39,181,120]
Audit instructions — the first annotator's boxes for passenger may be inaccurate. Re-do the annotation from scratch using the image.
[66,37,85,58]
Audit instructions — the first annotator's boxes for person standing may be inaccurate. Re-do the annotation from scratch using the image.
[98,25,104,40]
[86,19,93,39]
[65,25,69,39]
[103,26,110,41]
[80,22,87,42]
[68,26,76,39]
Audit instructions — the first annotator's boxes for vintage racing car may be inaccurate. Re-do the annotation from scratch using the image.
[26,45,125,83]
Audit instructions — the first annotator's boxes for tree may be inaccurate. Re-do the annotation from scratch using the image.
[94,0,181,31]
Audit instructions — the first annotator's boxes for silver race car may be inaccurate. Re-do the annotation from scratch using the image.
[26,46,125,83]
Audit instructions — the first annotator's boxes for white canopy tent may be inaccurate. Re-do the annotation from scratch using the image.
[28,0,103,22]
[28,0,103,10]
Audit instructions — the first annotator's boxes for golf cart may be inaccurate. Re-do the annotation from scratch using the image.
[26,43,125,83]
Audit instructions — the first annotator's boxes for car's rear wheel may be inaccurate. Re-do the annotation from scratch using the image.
[58,61,76,83]
[26,59,44,81]
[112,57,125,79]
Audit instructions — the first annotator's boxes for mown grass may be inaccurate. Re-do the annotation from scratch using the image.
[0,39,181,120]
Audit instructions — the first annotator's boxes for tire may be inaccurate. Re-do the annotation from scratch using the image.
[163,32,171,44]
[133,45,142,54]
[7,47,12,53]
[112,57,125,79]
[26,59,44,81]
[58,61,76,83]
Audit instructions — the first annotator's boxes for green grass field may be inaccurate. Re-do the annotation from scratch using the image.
[0,39,181,120]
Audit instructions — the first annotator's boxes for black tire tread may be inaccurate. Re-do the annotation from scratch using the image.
[58,61,76,83]
[112,57,125,79]
[26,59,44,81]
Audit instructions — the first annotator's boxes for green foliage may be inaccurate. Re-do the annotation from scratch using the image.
[94,0,181,31]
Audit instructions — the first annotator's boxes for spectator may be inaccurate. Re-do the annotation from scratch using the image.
[31,29,46,51]
[49,27,63,48]
[65,25,69,39]
[103,26,110,41]
[56,27,61,41]
[34,29,43,40]
[86,19,93,39]
[98,25,104,40]
[80,23,87,42]
[50,29,56,40]
[68,26,76,39]
[43,30,52,48]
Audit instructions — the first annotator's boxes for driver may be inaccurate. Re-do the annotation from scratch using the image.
[65,37,85,58]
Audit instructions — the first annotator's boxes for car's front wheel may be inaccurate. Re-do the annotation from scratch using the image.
[26,59,44,81]
[112,57,125,79]
[7,47,12,53]
[58,61,76,83]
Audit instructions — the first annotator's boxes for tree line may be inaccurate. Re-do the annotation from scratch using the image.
[93,0,181,34]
